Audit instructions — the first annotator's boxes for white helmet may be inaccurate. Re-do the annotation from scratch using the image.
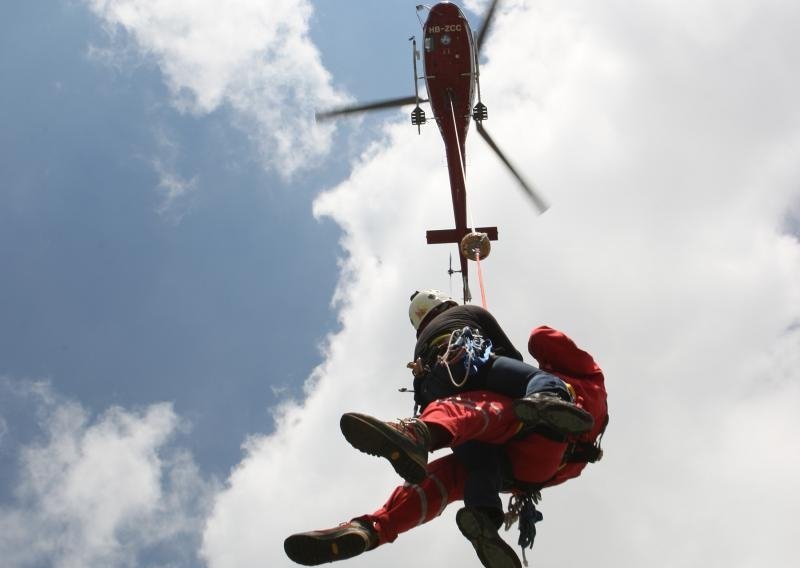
[409,289,457,330]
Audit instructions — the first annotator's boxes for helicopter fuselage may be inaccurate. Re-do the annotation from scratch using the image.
[421,3,497,303]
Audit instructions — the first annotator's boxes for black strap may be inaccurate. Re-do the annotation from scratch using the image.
[566,413,609,464]
[565,442,603,463]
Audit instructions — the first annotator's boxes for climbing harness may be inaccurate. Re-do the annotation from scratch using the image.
[438,327,493,388]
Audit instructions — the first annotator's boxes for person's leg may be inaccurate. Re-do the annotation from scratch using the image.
[456,507,522,568]
[485,357,594,436]
[485,356,570,399]
[284,454,467,564]
[339,392,523,486]
[523,368,573,399]
[359,451,523,568]
[453,442,505,516]
[451,441,526,568]
[284,520,377,566]
[355,453,466,544]
[417,392,522,447]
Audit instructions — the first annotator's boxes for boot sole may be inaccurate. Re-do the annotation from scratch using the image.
[512,398,594,435]
[340,413,427,484]
[284,531,367,566]
[456,508,521,568]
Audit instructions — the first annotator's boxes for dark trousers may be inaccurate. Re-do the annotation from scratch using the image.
[459,356,570,518]
[485,355,571,400]
[453,441,506,527]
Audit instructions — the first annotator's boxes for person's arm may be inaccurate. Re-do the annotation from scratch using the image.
[528,326,600,376]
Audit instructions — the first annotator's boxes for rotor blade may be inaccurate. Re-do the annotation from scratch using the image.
[475,122,549,213]
[475,0,501,53]
[315,95,427,121]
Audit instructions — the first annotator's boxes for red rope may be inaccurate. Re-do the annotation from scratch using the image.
[474,251,488,309]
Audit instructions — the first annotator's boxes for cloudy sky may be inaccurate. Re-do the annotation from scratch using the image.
[2,0,800,567]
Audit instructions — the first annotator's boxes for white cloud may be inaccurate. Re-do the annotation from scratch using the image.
[154,163,196,221]
[202,1,800,567]
[0,415,7,447]
[151,129,197,222]
[0,380,216,568]
[462,0,491,15]
[84,0,346,175]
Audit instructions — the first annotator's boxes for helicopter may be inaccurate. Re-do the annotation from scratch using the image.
[317,1,547,304]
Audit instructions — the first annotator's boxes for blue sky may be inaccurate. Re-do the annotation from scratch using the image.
[1,0,353,478]
[2,1,800,567]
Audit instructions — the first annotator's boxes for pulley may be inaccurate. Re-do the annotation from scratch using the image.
[460,231,491,261]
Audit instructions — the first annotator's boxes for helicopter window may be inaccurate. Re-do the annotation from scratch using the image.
[425,36,434,52]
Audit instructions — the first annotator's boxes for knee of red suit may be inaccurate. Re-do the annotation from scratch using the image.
[357,454,467,546]
[418,391,521,447]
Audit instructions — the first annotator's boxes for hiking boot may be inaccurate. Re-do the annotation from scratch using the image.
[339,412,431,484]
[456,507,521,568]
[512,392,594,436]
[284,519,377,565]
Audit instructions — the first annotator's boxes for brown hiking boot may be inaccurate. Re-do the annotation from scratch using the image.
[512,392,594,436]
[339,412,431,484]
[284,519,377,565]
[456,507,522,568]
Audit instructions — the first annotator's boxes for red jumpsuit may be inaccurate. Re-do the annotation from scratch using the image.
[528,326,608,486]
[358,326,608,546]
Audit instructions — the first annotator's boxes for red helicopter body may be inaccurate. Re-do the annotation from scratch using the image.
[317,1,545,303]
[420,3,498,290]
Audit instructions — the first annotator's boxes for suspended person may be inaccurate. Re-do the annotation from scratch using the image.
[284,292,608,567]
[405,288,598,559]
[405,289,592,425]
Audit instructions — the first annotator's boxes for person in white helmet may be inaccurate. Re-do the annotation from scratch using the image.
[406,289,595,563]
[283,296,608,568]
[407,289,587,423]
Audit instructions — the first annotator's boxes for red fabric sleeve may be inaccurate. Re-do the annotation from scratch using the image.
[528,326,601,377]
[529,326,609,488]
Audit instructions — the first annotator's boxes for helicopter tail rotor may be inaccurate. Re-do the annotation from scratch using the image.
[475,121,549,213]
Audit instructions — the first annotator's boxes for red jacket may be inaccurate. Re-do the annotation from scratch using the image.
[527,326,608,487]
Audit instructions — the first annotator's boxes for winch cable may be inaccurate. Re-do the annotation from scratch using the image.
[474,249,488,309]
[448,93,490,309]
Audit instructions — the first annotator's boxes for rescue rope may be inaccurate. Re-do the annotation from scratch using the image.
[450,93,489,310]
[474,250,488,309]
[438,327,493,389]
[440,330,472,388]
[504,492,544,567]
[446,92,491,309]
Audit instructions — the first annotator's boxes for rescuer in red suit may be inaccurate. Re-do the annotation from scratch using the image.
[284,308,608,568]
